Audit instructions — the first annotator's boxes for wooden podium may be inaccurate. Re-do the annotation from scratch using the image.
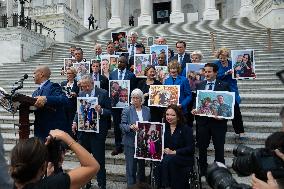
[12,93,37,139]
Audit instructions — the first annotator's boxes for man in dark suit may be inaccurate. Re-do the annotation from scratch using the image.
[32,65,71,141]
[90,59,109,91]
[109,56,136,155]
[72,75,111,189]
[172,41,191,74]
[192,63,230,176]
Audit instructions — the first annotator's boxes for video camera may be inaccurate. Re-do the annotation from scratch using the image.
[232,144,284,181]
[206,144,284,189]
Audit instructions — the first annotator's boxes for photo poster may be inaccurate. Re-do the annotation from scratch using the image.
[73,61,91,80]
[155,66,169,84]
[77,97,99,133]
[148,85,180,107]
[147,36,154,47]
[185,63,206,92]
[196,90,235,119]
[116,52,129,60]
[134,54,152,78]
[109,80,130,108]
[100,56,110,79]
[150,45,169,66]
[111,31,128,52]
[63,58,77,72]
[101,55,119,73]
[134,121,165,161]
[231,49,256,79]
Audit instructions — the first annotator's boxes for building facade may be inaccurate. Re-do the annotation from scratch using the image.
[0,0,283,40]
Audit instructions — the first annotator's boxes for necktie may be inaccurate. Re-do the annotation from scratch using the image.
[93,73,97,81]
[131,45,135,57]
[119,70,123,80]
[208,83,213,90]
[179,55,183,64]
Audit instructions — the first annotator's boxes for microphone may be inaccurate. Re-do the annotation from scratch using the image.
[15,74,28,84]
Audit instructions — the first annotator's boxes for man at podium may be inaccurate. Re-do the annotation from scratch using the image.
[32,65,71,141]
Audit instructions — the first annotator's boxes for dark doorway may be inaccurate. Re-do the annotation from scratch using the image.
[217,3,222,19]
[153,2,171,24]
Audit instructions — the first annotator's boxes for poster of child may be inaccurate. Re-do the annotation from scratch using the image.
[185,63,206,92]
[101,55,119,73]
[77,97,99,133]
[111,31,128,52]
[155,66,169,84]
[134,54,152,78]
[148,85,180,107]
[196,90,235,119]
[231,49,256,79]
[73,62,90,81]
[63,58,77,73]
[134,121,165,161]
[150,45,168,66]
[109,80,130,108]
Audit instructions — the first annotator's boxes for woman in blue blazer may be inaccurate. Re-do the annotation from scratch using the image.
[120,88,151,187]
[164,60,192,116]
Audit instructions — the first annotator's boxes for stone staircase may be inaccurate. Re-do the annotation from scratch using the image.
[1,17,284,188]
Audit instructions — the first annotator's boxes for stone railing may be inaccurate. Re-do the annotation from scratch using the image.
[253,0,284,16]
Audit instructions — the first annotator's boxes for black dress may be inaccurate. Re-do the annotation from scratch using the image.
[137,79,164,122]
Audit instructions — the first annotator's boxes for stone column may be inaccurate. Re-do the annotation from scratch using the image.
[170,0,184,23]
[84,0,93,28]
[6,0,14,26]
[93,0,100,27]
[108,0,122,28]
[203,0,219,20]
[138,0,153,26]
[239,0,254,18]
[70,0,77,15]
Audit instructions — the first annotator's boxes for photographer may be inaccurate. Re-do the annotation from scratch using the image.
[251,132,284,189]
[9,129,100,189]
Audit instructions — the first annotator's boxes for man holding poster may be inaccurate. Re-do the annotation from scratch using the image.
[72,75,111,189]
[192,63,231,177]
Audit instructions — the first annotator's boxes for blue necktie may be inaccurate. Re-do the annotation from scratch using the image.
[93,73,97,81]
[119,70,123,80]
[208,83,213,90]
[179,55,183,64]
[131,45,134,57]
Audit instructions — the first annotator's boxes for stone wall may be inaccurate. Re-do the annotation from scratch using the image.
[0,27,54,64]
[26,3,88,42]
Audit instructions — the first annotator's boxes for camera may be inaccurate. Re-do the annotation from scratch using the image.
[232,144,284,181]
[206,162,251,189]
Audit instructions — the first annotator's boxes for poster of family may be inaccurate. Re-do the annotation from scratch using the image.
[196,90,235,119]
[134,121,165,161]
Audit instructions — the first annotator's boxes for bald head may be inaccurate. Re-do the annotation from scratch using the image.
[33,65,51,84]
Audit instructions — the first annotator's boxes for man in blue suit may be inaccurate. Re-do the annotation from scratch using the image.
[72,75,112,189]
[109,56,136,155]
[172,41,191,74]
[32,65,71,141]
[192,63,231,177]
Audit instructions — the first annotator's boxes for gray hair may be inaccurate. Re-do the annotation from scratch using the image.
[129,31,138,37]
[130,88,145,104]
[191,50,203,59]
[80,75,94,85]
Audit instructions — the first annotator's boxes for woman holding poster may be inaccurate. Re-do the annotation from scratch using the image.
[120,89,151,187]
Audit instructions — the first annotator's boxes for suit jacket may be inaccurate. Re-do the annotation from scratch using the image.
[164,124,194,162]
[109,69,137,91]
[194,79,230,126]
[173,53,191,74]
[77,87,112,139]
[32,80,71,140]
[164,75,192,114]
[90,73,109,91]
[120,105,151,147]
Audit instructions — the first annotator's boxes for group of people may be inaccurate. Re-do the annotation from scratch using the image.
[1,31,283,189]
